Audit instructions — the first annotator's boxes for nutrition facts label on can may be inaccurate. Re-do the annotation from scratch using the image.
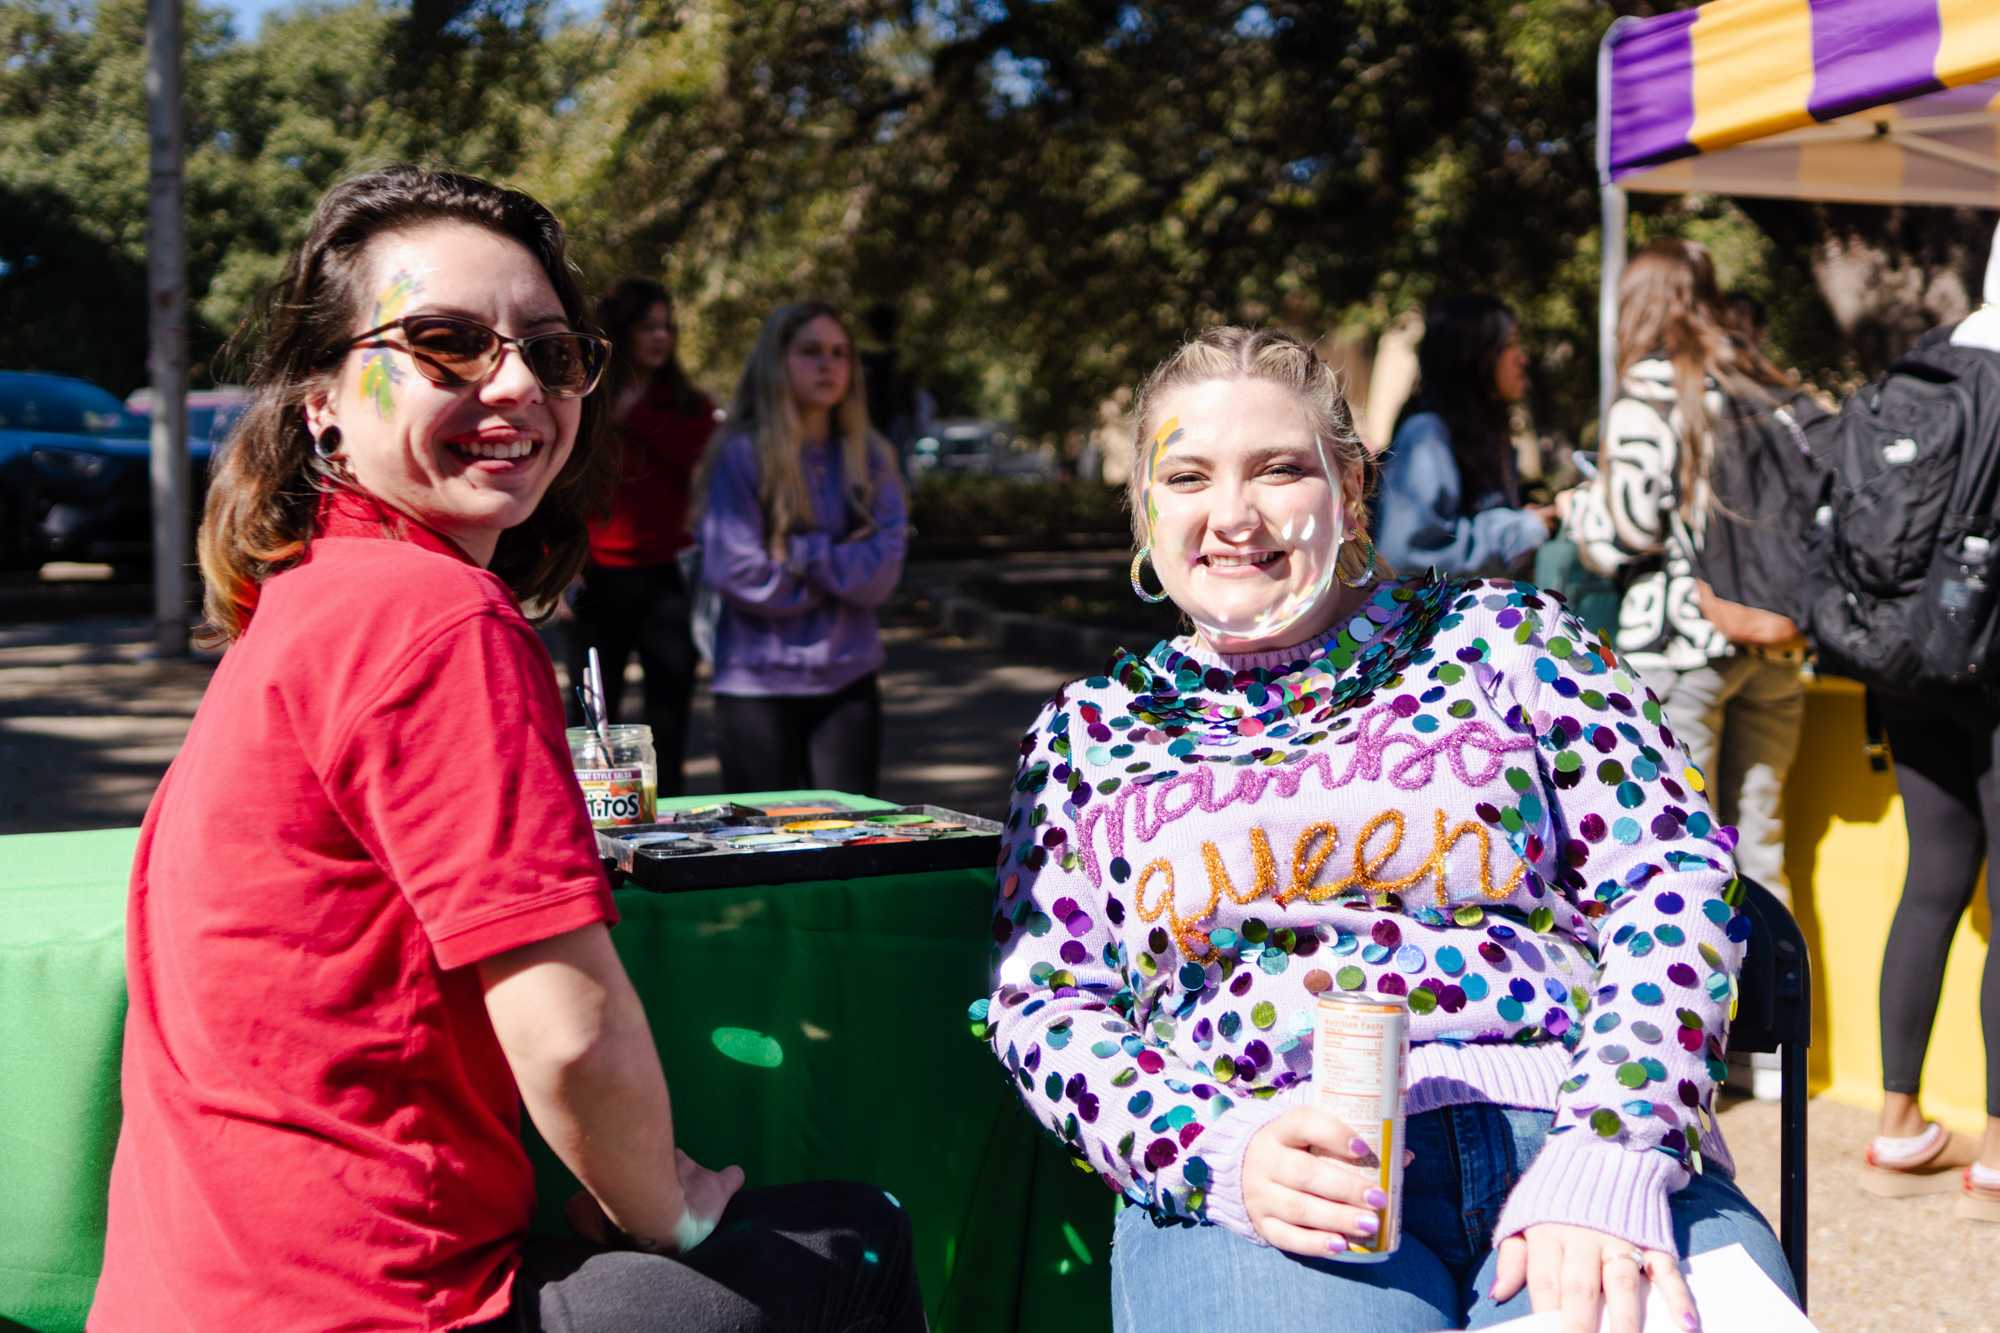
[1312,1004,1405,1142]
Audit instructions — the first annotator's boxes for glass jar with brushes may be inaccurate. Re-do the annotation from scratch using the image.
[567,724,657,828]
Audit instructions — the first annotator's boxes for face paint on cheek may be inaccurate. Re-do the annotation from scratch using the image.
[1139,416,1182,538]
[359,352,403,420]
[359,268,423,419]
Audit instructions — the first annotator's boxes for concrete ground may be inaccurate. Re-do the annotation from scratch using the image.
[2,569,1994,1331]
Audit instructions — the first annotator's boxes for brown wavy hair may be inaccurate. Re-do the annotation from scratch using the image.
[198,165,612,643]
[1615,238,1793,522]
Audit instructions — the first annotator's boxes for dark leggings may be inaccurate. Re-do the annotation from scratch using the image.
[714,675,882,797]
[567,562,698,798]
[479,1182,925,1333]
[1880,709,2000,1116]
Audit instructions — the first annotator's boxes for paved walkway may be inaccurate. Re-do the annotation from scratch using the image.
[0,579,1990,1331]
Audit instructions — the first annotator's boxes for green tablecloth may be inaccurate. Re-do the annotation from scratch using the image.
[0,795,1113,1332]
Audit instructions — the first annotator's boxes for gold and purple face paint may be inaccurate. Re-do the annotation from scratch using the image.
[359,269,422,418]
[1135,415,1184,541]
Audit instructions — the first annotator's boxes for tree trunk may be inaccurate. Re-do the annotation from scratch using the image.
[146,0,189,656]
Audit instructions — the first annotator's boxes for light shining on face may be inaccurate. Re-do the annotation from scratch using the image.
[628,301,674,374]
[786,315,852,423]
[1140,377,1346,653]
[308,220,582,567]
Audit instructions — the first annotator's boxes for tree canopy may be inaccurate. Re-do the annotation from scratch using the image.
[2,0,1991,443]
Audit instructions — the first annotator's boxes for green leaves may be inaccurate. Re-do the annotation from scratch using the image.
[6,0,1918,440]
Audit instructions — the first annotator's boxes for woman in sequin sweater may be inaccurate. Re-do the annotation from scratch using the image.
[975,328,1793,1332]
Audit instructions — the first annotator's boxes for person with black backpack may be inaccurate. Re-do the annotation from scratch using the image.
[1569,239,1811,913]
[1808,240,2000,1219]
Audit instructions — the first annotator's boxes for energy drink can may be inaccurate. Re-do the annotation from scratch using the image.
[1312,992,1409,1261]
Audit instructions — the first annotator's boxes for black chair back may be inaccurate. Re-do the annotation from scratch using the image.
[1722,876,1811,1310]
[1728,877,1811,1052]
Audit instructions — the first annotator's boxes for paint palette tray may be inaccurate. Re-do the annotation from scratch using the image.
[595,804,1004,892]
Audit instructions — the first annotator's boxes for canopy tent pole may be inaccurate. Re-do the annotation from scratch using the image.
[1600,184,1628,425]
[1595,24,1627,425]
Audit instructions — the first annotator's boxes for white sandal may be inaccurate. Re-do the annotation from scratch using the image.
[1956,1165,2000,1222]
[1861,1121,1963,1198]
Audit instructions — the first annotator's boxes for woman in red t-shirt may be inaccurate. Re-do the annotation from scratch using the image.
[564,279,716,796]
[89,167,921,1333]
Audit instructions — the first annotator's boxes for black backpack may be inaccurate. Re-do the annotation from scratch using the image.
[1802,328,2000,697]
[1691,388,1836,631]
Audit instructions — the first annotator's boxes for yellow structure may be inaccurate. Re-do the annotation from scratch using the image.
[1784,678,1992,1133]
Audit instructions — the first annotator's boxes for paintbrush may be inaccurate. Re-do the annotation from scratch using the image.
[584,647,615,760]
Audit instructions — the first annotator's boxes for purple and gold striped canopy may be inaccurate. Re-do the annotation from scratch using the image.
[1602,0,2000,205]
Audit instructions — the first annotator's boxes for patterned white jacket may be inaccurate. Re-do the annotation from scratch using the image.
[1569,360,1726,674]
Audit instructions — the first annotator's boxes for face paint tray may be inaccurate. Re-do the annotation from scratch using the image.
[595,805,1003,891]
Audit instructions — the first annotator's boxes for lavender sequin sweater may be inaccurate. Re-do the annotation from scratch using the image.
[975,574,1749,1255]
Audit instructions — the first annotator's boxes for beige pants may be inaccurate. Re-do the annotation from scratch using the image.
[1655,653,1806,903]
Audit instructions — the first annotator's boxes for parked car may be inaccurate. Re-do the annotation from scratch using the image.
[0,371,214,571]
[127,385,252,450]
[909,418,1057,478]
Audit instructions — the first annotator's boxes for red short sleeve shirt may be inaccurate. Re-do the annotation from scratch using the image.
[90,493,616,1332]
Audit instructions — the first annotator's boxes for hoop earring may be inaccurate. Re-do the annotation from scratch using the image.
[1130,545,1170,603]
[1337,535,1377,588]
[312,426,342,460]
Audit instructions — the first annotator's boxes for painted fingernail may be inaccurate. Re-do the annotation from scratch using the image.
[1350,1137,1371,1157]
[1403,1150,1416,1166]
[1364,1187,1388,1209]
[1682,1316,1699,1332]
[1354,1213,1378,1236]
[1326,1235,1348,1254]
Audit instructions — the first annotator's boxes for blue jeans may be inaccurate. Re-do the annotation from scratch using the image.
[1110,1104,1795,1333]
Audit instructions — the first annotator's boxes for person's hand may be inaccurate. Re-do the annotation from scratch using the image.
[671,1148,745,1251]
[1491,1223,1696,1333]
[1241,1107,1399,1257]
[560,1149,745,1256]
[1527,503,1561,534]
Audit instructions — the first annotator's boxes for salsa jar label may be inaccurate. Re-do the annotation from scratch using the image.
[576,766,651,827]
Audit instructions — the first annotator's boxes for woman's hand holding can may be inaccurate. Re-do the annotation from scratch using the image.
[1242,1106,1401,1257]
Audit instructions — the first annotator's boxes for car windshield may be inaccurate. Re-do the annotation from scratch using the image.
[0,377,151,437]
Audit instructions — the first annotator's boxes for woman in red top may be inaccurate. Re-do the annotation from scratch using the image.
[565,279,715,795]
[89,166,921,1332]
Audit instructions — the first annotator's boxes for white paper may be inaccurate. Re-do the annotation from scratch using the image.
[1432,1244,1818,1333]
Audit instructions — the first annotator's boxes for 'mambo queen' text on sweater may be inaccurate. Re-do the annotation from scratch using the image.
[973,574,1749,1254]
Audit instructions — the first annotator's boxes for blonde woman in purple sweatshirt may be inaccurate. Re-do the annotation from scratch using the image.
[975,328,1792,1332]
[692,302,906,795]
